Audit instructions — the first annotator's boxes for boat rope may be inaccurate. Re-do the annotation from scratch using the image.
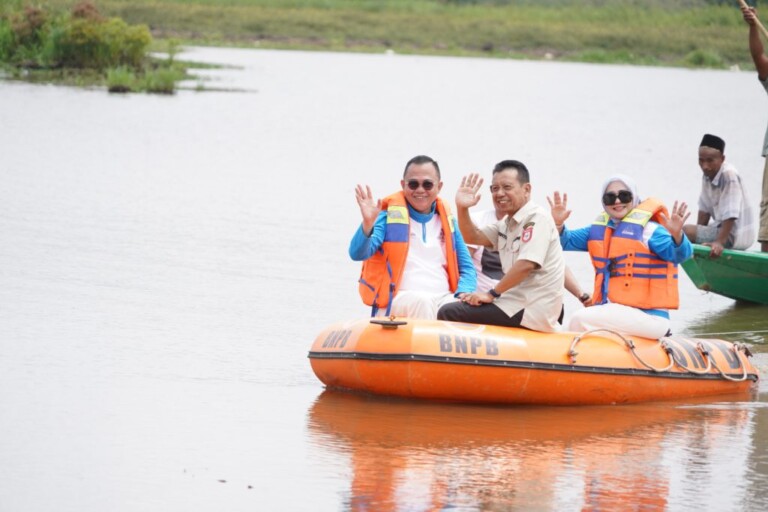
[658,338,713,375]
[655,338,753,381]
[708,343,752,382]
[569,329,674,372]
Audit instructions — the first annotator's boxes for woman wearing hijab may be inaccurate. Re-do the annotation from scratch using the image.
[548,175,693,339]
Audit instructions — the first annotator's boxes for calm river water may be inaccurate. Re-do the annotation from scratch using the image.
[1,47,768,511]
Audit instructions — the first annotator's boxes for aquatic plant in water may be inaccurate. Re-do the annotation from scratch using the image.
[106,65,134,92]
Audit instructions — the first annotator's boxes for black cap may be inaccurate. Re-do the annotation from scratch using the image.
[700,134,725,152]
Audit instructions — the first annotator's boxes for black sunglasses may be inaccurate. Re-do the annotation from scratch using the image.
[602,190,633,205]
[406,179,435,191]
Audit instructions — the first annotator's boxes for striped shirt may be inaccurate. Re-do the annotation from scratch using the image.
[697,161,757,250]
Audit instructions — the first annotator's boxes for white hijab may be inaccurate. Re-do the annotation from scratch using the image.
[601,173,640,209]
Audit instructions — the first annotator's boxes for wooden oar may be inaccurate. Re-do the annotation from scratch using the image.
[738,0,768,40]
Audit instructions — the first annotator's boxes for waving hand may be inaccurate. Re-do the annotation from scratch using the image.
[456,173,484,210]
[658,201,690,244]
[355,184,382,235]
[547,191,571,228]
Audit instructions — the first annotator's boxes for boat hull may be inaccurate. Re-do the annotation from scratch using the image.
[308,318,759,405]
[681,244,768,304]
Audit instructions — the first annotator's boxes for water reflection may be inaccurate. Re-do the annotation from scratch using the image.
[4,46,768,510]
[684,302,768,347]
[308,390,766,511]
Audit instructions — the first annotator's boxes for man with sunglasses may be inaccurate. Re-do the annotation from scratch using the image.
[349,155,476,318]
[682,134,756,258]
[437,160,565,332]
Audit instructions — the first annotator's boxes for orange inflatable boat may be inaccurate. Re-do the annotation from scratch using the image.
[308,318,759,405]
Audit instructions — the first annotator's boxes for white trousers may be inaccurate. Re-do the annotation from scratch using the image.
[378,290,458,320]
[568,303,670,339]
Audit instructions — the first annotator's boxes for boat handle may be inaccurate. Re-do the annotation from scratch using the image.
[370,317,408,330]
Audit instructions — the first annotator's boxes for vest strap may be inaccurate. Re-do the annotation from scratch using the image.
[384,260,394,317]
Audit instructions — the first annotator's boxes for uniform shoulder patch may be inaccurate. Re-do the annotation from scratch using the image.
[521,223,534,243]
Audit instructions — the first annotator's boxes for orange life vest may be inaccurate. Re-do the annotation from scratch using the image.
[358,192,460,315]
[586,198,680,310]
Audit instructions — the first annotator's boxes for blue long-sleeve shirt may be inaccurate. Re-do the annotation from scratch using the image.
[349,203,477,295]
[559,220,692,316]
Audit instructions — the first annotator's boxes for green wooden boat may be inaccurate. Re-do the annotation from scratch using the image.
[681,244,768,304]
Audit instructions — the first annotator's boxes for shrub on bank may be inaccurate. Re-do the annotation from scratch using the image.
[684,49,724,68]
[52,12,151,70]
[0,1,181,93]
[0,22,13,61]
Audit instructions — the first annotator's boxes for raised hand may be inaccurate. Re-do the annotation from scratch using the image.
[743,5,758,26]
[355,184,382,234]
[456,173,484,210]
[547,191,571,227]
[658,200,690,243]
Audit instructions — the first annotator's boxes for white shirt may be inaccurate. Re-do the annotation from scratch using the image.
[697,161,756,250]
[399,215,451,294]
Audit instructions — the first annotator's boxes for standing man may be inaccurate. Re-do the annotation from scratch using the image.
[742,4,768,252]
[683,134,756,257]
[437,160,565,332]
[350,155,476,319]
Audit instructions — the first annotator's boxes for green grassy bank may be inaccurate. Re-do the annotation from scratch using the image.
[9,0,762,69]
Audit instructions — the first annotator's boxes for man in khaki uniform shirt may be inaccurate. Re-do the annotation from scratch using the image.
[437,160,565,332]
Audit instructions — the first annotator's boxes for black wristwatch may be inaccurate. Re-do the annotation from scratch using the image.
[579,292,590,304]
[488,288,501,299]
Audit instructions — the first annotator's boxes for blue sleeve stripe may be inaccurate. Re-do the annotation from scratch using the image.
[384,223,409,242]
